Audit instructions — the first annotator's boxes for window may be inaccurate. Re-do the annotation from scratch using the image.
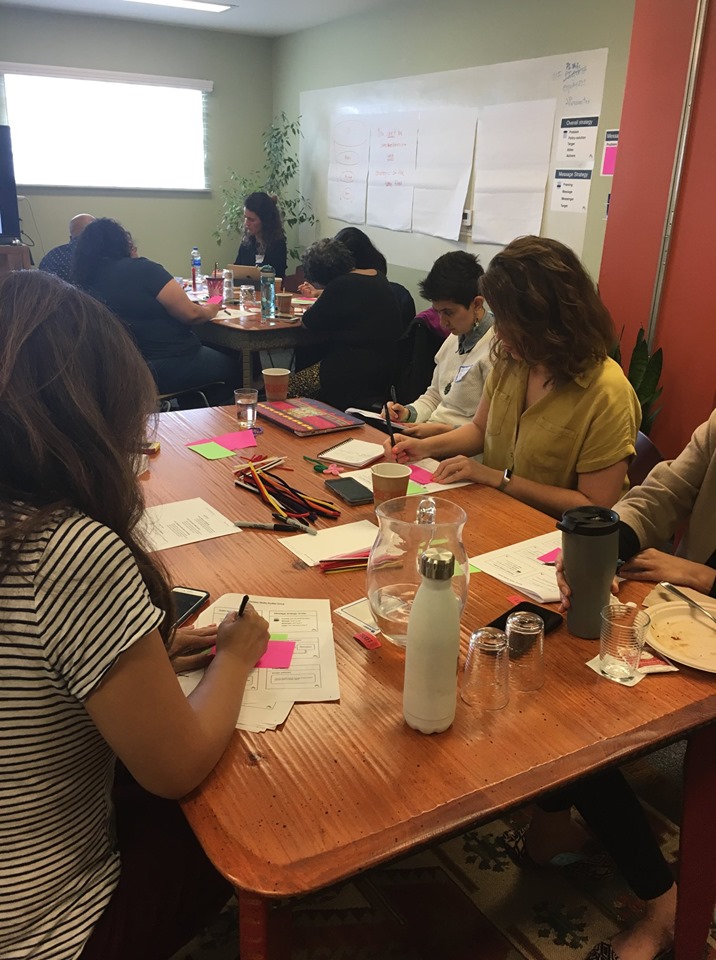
[1,64,211,190]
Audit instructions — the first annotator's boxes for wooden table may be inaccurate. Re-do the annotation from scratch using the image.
[144,407,716,960]
[198,306,312,388]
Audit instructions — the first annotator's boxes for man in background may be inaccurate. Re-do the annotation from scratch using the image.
[39,213,95,282]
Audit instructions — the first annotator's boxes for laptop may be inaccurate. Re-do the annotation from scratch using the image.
[227,264,260,285]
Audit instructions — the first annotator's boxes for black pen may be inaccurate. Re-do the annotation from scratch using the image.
[238,594,250,617]
[234,520,303,533]
[385,385,396,447]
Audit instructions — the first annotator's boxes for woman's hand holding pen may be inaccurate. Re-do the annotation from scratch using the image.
[383,434,431,463]
[385,401,409,423]
[216,604,269,671]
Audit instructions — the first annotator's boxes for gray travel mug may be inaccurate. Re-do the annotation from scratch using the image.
[557,507,619,639]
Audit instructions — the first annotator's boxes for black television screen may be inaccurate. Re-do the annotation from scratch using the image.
[0,126,21,242]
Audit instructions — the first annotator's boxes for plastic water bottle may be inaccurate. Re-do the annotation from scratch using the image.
[190,245,201,291]
[403,548,461,734]
[260,263,276,321]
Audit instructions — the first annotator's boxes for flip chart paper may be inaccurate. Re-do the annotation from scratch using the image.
[366,114,418,231]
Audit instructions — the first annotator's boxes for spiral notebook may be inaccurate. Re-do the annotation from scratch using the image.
[317,438,385,467]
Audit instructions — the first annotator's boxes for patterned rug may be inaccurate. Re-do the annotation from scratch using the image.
[172,756,716,960]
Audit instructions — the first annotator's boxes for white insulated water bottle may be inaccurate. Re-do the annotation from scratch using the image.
[403,548,461,734]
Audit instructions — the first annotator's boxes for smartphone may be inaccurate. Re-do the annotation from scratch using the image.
[324,476,374,505]
[171,586,210,627]
[488,601,563,634]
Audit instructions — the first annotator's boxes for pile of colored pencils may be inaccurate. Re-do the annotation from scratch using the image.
[233,461,340,524]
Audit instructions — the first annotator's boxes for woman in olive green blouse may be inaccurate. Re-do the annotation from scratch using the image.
[388,236,641,520]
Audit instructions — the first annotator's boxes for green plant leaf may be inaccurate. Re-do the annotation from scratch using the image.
[628,338,649,393]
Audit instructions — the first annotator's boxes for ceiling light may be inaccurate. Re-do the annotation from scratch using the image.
[124,0,231,12]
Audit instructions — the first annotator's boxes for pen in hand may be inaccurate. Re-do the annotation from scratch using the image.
[238,594,250,617]
[385,385,397,447]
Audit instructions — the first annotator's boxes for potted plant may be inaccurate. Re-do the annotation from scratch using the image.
[215,112,315,265]
[611,327,663,435]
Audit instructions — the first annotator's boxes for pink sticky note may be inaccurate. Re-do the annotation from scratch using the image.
[506,594,525,604]
[410,465,434,485]
[601,144,617,176]
[210,430,257,450]
[255,640,295,669]
[537,547,562,564]
[207,295,223,304]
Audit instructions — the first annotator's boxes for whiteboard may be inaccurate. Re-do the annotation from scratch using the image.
[300,48,608,272]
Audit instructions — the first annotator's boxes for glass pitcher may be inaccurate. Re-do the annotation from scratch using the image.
[366,496,469,646]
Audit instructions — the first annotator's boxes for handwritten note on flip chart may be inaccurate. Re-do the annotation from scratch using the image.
[328,115,370,224]
[366,114,418,231]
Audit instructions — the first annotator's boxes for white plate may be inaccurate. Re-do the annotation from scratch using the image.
[645,599,716,673]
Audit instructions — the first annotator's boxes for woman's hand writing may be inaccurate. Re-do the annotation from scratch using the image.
[215,604,270,671]
[383,434,430,463]
[385,401,409,423]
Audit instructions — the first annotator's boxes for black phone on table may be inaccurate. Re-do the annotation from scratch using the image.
[487,601,563,634]
[324,476,374,505]
[171,586,210,627]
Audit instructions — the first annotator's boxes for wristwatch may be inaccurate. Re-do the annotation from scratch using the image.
[497,467,513,492]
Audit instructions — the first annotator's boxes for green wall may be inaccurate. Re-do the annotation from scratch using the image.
[0,5,274,276]
[273,0,636,300]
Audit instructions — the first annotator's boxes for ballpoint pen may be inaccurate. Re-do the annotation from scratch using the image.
[238,594,250,617]
[234,520,303,533]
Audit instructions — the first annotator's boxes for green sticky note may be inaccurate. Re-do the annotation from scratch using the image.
[270,633,289,640]
[469,563,481,574]
[187,441,235,460]
[407,480,427,494]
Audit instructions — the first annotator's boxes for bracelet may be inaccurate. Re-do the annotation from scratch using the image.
[497,467,513,492]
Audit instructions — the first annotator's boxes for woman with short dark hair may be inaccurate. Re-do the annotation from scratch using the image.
[234,191,287,278]
[0,271,269,960]
[291,238,402,410]
[389,236,641,518]
[74,218,239,405]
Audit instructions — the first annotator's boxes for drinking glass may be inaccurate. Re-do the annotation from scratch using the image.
[234,388,258,430]
[506,611,545,691]
[239,285,255,308]
[461,628,509,710]
[599,603,650,682]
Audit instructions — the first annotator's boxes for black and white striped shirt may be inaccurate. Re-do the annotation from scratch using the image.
[0,512,163,959]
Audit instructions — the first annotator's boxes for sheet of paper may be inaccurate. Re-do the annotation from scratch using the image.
[197,594,340,704]
[278,520,378,567]
[555,115,599,167]
[343,459,470,496]
[550,168,592,213]
[472,99,555,245]
[138,498,240,552]
[366,114,418,231]
[334,597,380,635]
[469,530,561,603]
[412,108,477,241]
[327,115,370,223]
[177,672,292,732]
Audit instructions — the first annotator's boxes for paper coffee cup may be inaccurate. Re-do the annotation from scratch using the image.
[371,463,411,505]
[262,367,291,402]
[276,292,294,316]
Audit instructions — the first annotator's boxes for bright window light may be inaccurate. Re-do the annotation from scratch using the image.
[4,72,208,190]
[124,0,230,11]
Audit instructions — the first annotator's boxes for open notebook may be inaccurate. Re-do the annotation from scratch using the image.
[317,438,385,467]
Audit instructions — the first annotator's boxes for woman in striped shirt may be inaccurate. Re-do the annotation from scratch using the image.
[0,271,269,960]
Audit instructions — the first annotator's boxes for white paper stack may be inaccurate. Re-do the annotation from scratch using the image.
[469,530,561,603]
[179,593,340,733]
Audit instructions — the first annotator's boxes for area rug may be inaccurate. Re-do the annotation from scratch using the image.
[172,760,716,960]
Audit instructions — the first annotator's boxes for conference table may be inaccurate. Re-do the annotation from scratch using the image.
[197,299,316,388]
[144,406,716,960]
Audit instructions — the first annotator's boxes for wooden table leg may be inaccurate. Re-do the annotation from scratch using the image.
[674,723,716,959]
[238,890,291,960]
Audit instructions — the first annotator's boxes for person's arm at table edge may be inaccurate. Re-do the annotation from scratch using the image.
[389,392,490,461]
[156,278,221,325]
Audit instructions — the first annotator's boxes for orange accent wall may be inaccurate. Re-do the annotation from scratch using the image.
[598,0,709,456]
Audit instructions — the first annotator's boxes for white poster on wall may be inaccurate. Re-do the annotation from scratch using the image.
[471,98,556,246]
[327,115,370,223]
[366,114,418,231]
[555,116,599,166]
[550,168,592,212]
[412,108,477,241]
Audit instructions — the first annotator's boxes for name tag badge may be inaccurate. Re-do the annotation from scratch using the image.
[454,364,472,384]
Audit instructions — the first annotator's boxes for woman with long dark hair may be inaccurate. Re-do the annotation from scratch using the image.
[74,218,240,405]
[234,191,287,278]
[389,235,641,518]
[0,272,269,960]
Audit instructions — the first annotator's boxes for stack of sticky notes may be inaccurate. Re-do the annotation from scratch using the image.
[186,429,257,459]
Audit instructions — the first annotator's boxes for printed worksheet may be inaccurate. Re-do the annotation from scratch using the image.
[196,594,340,703]
[139,498,240,552]
[469,530,561,603]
